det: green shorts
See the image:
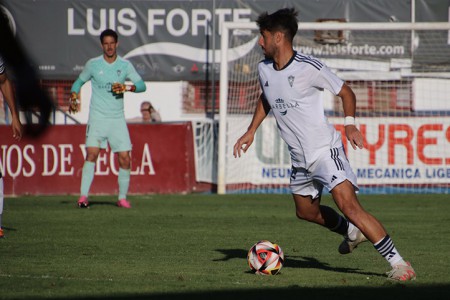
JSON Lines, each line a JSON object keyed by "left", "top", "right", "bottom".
{"left": 85, "top": 118, "right": 132, "bottom": 152}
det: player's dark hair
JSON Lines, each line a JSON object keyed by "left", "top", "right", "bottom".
{"left": 256, "top": 8, "right": 298, "bottom": 42}
{"left": 100, "top": 29, "right": 118, "bottom": 43}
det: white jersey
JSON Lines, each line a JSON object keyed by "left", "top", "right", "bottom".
{"left": 258, "top": 51, "right": 344, "bottom": 169}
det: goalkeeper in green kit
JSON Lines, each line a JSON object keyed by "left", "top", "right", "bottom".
{"left": 70, "top": 29, "right": 146, "bottom": 208}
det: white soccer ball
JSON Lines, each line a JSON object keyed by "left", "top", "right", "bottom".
{"left": 247, "top": 240, "right": 284, "bottom": 275}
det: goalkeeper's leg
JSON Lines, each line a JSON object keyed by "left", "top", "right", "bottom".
{"left": 78, "top": 161, "right": 95, "bottom": 208}
{"left": 116, "top": 151, "right": 131, "bottom": 208}
{"left": 117, "top": 168, "right": 131, "bottom": 208}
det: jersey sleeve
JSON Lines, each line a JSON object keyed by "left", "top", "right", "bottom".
{"left": 78, "top": 59, "right": 94, "bottom": 82}
{"left": 71, "top": 59, "right": 94, "bottom": 93}
{"left": 312, "top": 64, "right": 344, "bottom": 95}
{"left": 126, "top": 61, "right": 143, "bottom": 83}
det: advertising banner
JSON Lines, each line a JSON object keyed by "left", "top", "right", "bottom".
{"left": 0, "top": 123, "right": 202, "bottom": 196}
{"left": 226, "top": 116, "right": 450, "bottom": 187}
{"left": 2, "top": 0, "right": 446, "bottom": 81}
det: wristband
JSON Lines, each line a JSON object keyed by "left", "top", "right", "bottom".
{"left": 125, "top": 85, "right": 135, "bottom": 92}
{"left": 344, "top": 116, "right": 355, "bottom": 126}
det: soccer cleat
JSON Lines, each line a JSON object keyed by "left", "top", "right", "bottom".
{"left": 0, "top": 228, "right": 4, "bottom": 238}
{"left": 77, "top": 196, "right": 89, "bottom": 208}
{"left": 338, "top": 227, "right": 368, "bottom": 254}
{"left": 116, "top": 199, "right": 131, "bottom": 208}
{"left": 386, "top": 262, "right": 416, "bottom": 281}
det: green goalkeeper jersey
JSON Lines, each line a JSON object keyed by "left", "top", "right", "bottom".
{"left": 73, "top": 55, "right": 143, "bottom": 120}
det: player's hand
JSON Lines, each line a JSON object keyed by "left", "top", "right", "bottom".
{"left": 11, "top": 116, "right": 23, "bottom": 141}
{"left": 111, "top": 83, "right": 135, "bottom": 94}
{"left": 111, "top": 82, "right": 126, "bottom": 94}
{"left": 233, "top": 131, "right": 255, "bottom": 158}
{"left": 68, "top": 92, "right": 80, "bottom": 114}
{"left": 345, "top": 125, "right": 364, "bottom": 150}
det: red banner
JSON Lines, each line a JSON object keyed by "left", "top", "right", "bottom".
{"left": 0, "top": 123, "right": 208, "bottom": 196}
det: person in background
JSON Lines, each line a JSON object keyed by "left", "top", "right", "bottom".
{"left": 0, "top": 55, "right": 23, "bottom": 238}
{"left": 127, "top": 101, "right": 161, "bottom": 123}
{"left": 139, "top": 101, "right": 161, "bottom": 123}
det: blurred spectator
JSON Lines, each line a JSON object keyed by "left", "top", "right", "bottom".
{"left": 129, "top": 101, "right": 161, "bottom": 123}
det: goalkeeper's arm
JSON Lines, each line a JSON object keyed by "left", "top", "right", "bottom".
{"left": 68, "top": 78, "right": 85, "bottom": 114}
{"left": 112, "top": 80, "right": 146, "bottom": 94}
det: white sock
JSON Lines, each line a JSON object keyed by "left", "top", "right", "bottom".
{"left": 374, "top": 235, "right": 406, "bottom": 267}
{"left": 347, "top": 222, "right": 358, "bottom": 241}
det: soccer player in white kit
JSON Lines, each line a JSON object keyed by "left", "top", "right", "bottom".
{"left": 0, "top": 55, "right": 23, "bottom": 238}
{"left": 233, "top": 8, "right": 416, "bottom": 281}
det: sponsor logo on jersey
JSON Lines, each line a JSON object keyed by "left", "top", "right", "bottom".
{"left": 270, "top": 98, "right": 299, "bottom": 117}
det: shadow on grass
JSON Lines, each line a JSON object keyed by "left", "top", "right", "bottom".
{"left": 35, "top": 285, "right": 450, "bottom": 300}
{"left": 213, "top": 248, "right": 382, "bottom": 277}
{"left": 1, "top": 226, "right": 17, "bottom": 232}
{"left": 60, "top": 200, "right": 117, "bottom": 208}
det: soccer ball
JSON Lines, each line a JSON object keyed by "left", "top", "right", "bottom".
{"left": 247, "top": 240, "right": 284, "bottom": 275}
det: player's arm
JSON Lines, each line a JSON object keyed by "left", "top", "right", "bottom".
{"left": 233, "top": 93, "right": 271, "bottom": 158}
{"left": 69, "top": 59, "right": 94, "bottom": 114}
{"left": 111, "top": 80, "right": 146, "bottom": 94}
{"left": 112, "top": 62, "right": 146, "bottom": 94}
{"left": 151, "top": 109, "right": 162, "bottom": 122}
{"left": 338, "top": 83, "right": 364, "bottom": 150}
{"left": 0, "top": 72, "right": 23, "bottom": 140}
{"left": 69, "top": 77, "right": 86, "bottom": 114}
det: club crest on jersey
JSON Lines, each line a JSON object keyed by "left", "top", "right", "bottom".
{"left": 288, "top": 75, "right": 295, "bottom": 87}
{"left": 116, "top": 70, "right": 122, "bottom": 77}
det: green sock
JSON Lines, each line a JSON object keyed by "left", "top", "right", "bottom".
{"left": 80, "top": 161, "right": 95, "bottom": 196}
{"left": 118, "top": 168, "right": 130, "bottom": 200}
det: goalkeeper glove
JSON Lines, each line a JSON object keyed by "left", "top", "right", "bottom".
{"left": 112, "top": 82, "right": 135, "bottom": 94}
{"left": 68, "top": 92, "right": 80, "bottom": 114}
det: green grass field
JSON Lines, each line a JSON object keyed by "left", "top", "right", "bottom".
{"left": 1, "top": 194, "right": 449, "bottom": 299}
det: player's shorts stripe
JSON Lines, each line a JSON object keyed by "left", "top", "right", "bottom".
{"left": 331, "top": 148, "right": 344, "bottom": 170}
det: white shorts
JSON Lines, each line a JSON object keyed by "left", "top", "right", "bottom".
{"left": 290, "top": 147, "right": 358, "bottom": 199}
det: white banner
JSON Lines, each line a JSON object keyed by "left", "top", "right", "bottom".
{"left": 226, "top": 116, "right": 450, "bottom": 185}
